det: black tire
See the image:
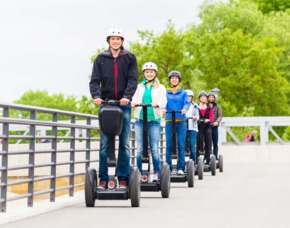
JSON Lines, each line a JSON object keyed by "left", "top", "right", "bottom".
{"left": 85, "top": 167, "right": 97, "bottom": 207}
{"left": 187, "top": 160, "right": 195, "bottom": 188}
{"left": 160, "top": 162, "right": 167, "bottom": 184}
{"left": 218, "top": 154, "right": 224, "bottom": 172}
{"left": 210, "top": 156, "right": 216, "bottom": 176}
{"left": 130, "top": 167, "right": 141, "bottom": 207}
{"left": 197, "top": 157, "right": 203, "bottom": 180}
{"left": 161, "top": 164, "right": 170, "bottom": 198}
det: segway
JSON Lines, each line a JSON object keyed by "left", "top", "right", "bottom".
{"left": 185, "top": 117, "right": 204, "bottom": 180}
{"left": 135, "top": 104, "right": 171, "bottom": 198}
{"left": 196, "top": 119, "right": 216, "bottom": 176}
{"left": 85, "top": 100, "right": 141, "bottom": 207}
{"left": 167, "top": 110, "right": 195, "bottom": 187}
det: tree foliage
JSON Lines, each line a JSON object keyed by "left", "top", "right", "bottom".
{"left": 14, "top": 90, "right": 97, "bottom": 120}
{"left": 243, "top": 0, "right": 290, "bottom": 14}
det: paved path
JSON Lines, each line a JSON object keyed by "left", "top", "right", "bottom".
{"left": 1, "top": 163, "right": 290, "bottom": 228}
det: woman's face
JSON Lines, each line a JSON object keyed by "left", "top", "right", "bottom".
{"left": 199, "top": 96, "right": 207, "bottom": 103}
{"left": 170, "top": 76, "right": 180, "bottom": 86}
{"left": 144, "top": 69, "right": 156, "bottom": 81}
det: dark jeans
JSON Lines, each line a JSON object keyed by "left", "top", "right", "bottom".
{"left": 98, "top": 105, "right": 131, "bottom": 184}
{"left": 165, "top": 121, "right": 187, "bottom": 171}
{"left": 196, "top": 125, "right": 212, "bottom": 163}
{"left": 212, "top": 126, "right": 219, "bottom": 159}
{"left": 188, "top": 130, "right": 197, "bottom": 163}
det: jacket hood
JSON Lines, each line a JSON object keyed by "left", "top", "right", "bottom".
{"left": 102, "top": 46, "right": 128, "bottom": 57}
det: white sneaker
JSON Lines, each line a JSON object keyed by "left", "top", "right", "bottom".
{"left": 177, "top": 170, "right": 184, "bottom": 175}
{"left": 153, "top": 173, "right": 159, "bottom": 181}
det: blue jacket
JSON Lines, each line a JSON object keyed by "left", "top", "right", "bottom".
{"left": 165, "top": 88, "right": 190, "bottom": 121}
{"left": 89, "top": 47, "right": 138, "bottom": 100}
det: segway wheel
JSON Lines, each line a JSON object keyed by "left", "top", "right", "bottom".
{"left": 197, "top": 157, "right": 203, "bottom": 180}
{"left": 218, "top": 154, "right": 224, "bottom": 172}
{"left": 161, "top": 164, "right": 171, "bottom": 198}
{"left": 130, "top": 167, "right": 141, "bottom": 207}
{"left": 187, "top": 159, "right": 195, "bottom": 188}
{"left": 85, "top": 167, "right": 97, "bottom": 207}
{"left": 210, "top": 156, "right": 216, "bottom": 176}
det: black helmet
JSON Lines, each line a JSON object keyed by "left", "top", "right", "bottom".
{"left": 198, "top": 91, "right": 207, "bottom": 98}
{"left": 168, "top": 70, "right": 181, "bottom": 82}
{"left": 207, "top": 92, "right": 216, "bottom": 99}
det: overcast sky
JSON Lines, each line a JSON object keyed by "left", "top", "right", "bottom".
{"left": 0, "top": 0, "right": 206, "bottom": 103}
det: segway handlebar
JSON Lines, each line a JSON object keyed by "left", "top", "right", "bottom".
{"left": 135, "top": 104, "right": 152, "bottom": 107}
{"left": 101, "top": 99, "right": 121, "bottom": 105}
{"left": 166, "top": 110, "right": 182, "bottom": 114}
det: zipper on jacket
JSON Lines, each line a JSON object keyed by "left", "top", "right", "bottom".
{"left": 113, "top": 53, "right": 128, "bottom": 100}
{"left": 114, "top": 58, "right": 118, "bottom": 100}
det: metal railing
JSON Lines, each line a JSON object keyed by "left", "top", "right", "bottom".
{"left": 1, "top": 102, "right": 289, "bottom": 212}
{"left": 0, "top": 102, "right": 166, "bottom": 212}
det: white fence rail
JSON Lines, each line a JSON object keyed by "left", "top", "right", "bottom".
{"left": 220, "top": 117, "right": 290, "bottom": 145}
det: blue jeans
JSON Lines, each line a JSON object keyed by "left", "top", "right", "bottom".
{"left": 212, "top": 126, "right": 219, "bottom": 159}
{"left": 98, "top": 105, "right": 131, "bottom": 184}
{"left": 135, "top": 120, "right": 161, "bottom": 174}
{"left": 165, "top": 121, "right": 186, "bottom": 171}
{"left": 188, "top": 130, "right": 197, "bottom": 163}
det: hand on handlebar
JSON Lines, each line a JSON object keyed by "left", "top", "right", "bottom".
{"left": 93, "top": 98, "right": 103, "bottom": 106}
{"left": 120, "top": 98, "right": 130, "bottom": 106}
{"left": 151, "top": 102, "right": 158, "bottom": 108}
{"left": 181, "top": 109, "right": 187, "bottom": 114}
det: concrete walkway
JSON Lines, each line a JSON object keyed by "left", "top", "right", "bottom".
{"left": 1, "top": 163, "right": 290, "bottom": 228}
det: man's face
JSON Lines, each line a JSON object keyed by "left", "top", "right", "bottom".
{"left": 108, "top": 36, "right": 123, "bottom": 50}
{"left": 208, "top": 96, "right": 215, "bottom": 103}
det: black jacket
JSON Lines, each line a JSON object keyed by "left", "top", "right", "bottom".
{"left": 89, "top": 47, "right": 138, "bottom": 100}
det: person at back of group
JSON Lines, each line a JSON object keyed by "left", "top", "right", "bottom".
{"left": 185, "top": 89, "right": 199, "bottom": 163}
{"left": 164, "top": 71, "right": 190, "bottom": 175}
{"left": 196, "top": 91, "right": 213, "bottom": 164}
{"left": 207, "top": 92, "right": 222, "bottom": 160}
{"left": 131, "top": 62, "right": 167, "bottom": 181}
{"left": 245, "top": 130, "right": 257, "bottom": 142}
{"left": 89, "top": 27, "right": 138, "bottom": 190}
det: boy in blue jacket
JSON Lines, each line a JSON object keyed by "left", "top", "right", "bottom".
{"left": 163, "top": 71, "right": 190, "bottom": 175}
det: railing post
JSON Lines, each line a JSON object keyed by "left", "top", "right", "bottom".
{"left": 69, "top": 115, "right": 76, "bottom": 197}
{"left": 50, "top": 113, "right": 58, "bottom": 202}
{"left": 27, "top": 110, "right": 36, "bottom": 207}
{"left": 85, "top": 118, "right": 91, "bottom": 170}
{"left": 0, "top": 107, "right": 9, "bottom": 212}
{"left": 260, "top": 118, "right": 266, "bottom": 145}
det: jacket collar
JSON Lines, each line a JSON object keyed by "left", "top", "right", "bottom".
{"left": 102, "top": 46, "right": 128, "bottom": 57}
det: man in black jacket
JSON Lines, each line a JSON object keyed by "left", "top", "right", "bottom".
{"left": 89, "top": 27, "right": 138, "bottom": 189}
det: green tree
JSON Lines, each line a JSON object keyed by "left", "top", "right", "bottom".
{"left": 185, "top": 2, "right": 290, "bottom": 116}
{"left": 14, "top": 90, "right": 97, "bottom": 119}
{"left": 243, "top": 0, "right": 290, "bottom": 14}
{"left": 129, "top": 21, "right": 206, "bottom": 95}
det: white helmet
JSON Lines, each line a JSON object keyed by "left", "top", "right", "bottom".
{"left": 106, "top": 27, "right": 124, "bottom": 41}
{"left": 142, "top": 62, "right": 158, "bottom": 73}
{"left": 185, "top": 89, "right": 194, "bottom": 97}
